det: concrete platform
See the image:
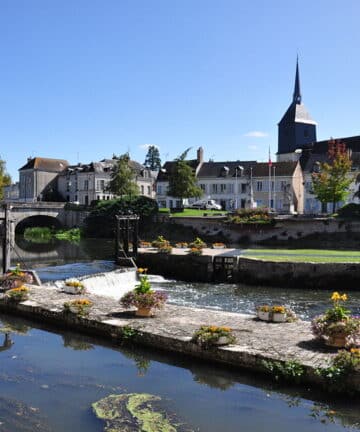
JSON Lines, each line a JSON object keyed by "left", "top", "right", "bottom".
{"left": 0, "top": 284, "right": 359, "bottom": 394}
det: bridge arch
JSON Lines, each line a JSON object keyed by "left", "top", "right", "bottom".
{"left": 15, "top": 215, "right": 63, "bottom": 235}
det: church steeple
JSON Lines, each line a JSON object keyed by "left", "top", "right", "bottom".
{"left": 293, "top": 57, "right": 301, "bottom": 104}
{"left": 277, "top": 58, "right": 317, "bottom": 157}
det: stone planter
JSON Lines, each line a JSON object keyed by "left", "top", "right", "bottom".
{"left": 212, "top": 245, "right": 226, "bottom": 249}
{"left": 63, "top": 285, "right": 84, "bottom": 295}
{"left": 272, "top": 312, "right": 287, "bottom": 323}
{"left": 135, "top": 307, "right": 154, "bottom": 317}
{"left": 212, "top": 336, "right": 231, "bottom": 346}
{"left": 257, "top": 311, "right": 271, "bottom": 321}
{"left": 325, "top": 334, "right": 348, "bottom": 348}
{"left": 7, "top": 294, "right": 29, "bottom": 303}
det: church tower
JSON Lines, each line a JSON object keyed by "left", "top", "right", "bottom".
{"left": 277, "top": 59, "right": 317, "bottom": 159}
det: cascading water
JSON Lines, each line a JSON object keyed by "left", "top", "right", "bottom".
{"left": 78, "top": 268, "right": 138, "bottom": 299}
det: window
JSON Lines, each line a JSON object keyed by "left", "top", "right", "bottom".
{"left": 199, "top": 184, "right": 206, "bottom": 193}
{"left": 241, "top": 183, "right": 247, "bottom": 193}
{"left": 84, "top": 180, "right": 89, "bottom": 190}
{"left": 256, "top": 181, "right": 263, "bottom": 191}
{"left": 280, "top": 181, "right": 287, "bottom": 191}
{"left": 220, "top": 184, "right": 226, "bottom": 193}
{"left": 157, "top": 185, "right": 162, "bottom": 194}
{"left": 228, "top": 183, "right": 234, "bottom": 193}
{"left": 141, "top": 185, "right": 144, "bottom": 194}
{"left": 147, "top": 186, "right": 151, "bottom": 195}
{"left": 212, "top": 184, "right": 218, "bottom": 193}
{"left": 96, "top": 179, "right": 105, "bottom": 191}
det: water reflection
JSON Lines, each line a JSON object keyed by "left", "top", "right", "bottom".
{"left": 0, "top": 313, "right": 358, "bottom": 432}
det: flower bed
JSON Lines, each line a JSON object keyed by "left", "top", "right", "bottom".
{"left": 256, "top": 305, "right": 297, "bottom": 323}
{"left": 63, "top": 279, "right": 85, "bottom": 294}
{"left": 120, "top": 275, "right": 167, "bottom": 317}
{"left": 64, "top": 299, "right": 93, "bottom": 316}
{"left": 5, "top": 286, "right": 30, "bottom": 302}
{"left": 311, "top": 292, "right": 360, "bottom": 348}
{"left": 192, "top": 325, "right": 236, "bottom": 348}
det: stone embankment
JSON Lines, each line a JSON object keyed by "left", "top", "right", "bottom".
{"left": 136, "top": 248, "right": 360, "bottom": 289}
{"left": 0, "top": 283, "right": 358, "bottom": 394}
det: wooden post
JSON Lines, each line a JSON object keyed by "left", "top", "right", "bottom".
{"left": 2, "top": 204, "right": 11, "bottom": 274}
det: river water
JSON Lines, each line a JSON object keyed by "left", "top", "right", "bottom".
{"left": 0, "top": 237, "right": 358, "bottom": 431}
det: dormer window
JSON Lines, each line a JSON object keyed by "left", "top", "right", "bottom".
{"left": 221, "top": 166, "right": 229, "bottom": 177}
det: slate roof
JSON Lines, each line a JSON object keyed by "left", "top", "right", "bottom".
{"left": 60, "top": 158, "right": 147, "bottom": 175}
{"left": 300, "top": 135, "right": 360, "bottom": 172}
{"left": 157, "top": 159, "right": 199, "bottom": 181}
{"left": 251, "top": 161, "right": 298, "bottom": 177}
{"left": 197, "top": 161, "right": 256, "bottom": 178}
{"left": 19, "top": 157, "right": 69, "bottom": 172}
{"left": 279, "top": 102, "right": 317, "bottom": 126}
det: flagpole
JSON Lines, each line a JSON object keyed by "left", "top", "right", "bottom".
{"left": 273, "top": 165, "right": 276, "bottom": 211}
{"left": 268, "top": 147, "right": 272, "bottom": 210}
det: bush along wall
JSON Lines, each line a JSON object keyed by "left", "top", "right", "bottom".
{"left": 83, "top": 196, "right": 158, "bottom": 237}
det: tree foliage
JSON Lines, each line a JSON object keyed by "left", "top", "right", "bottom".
{"left": 144, "top": 146, "right": 161, "bottom": 171}
{"left": 84, "top": 196, "right": 158, "bottom": 237}
{"left": 167, "top": 149, "right": 203, "bottom": 204}
{"left": 0, "top": 159, "right": 11, "bottom": 200}
{"left": 312, "top": 143, "right": 353, "bottom": 213}
{"left": 107, "top": 153, "right": 139, "bottom": 197}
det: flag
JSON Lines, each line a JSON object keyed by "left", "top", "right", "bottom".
{"left": 268, "top": 147, "right": 272, "bottom": 167}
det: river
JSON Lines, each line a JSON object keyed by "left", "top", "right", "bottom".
{"left": 0, "top": 237, "right": 358, "bottom": 431}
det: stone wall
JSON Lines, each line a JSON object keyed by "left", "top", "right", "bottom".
{"left": 136, "top": 251, "right": 360, "bottom": 289}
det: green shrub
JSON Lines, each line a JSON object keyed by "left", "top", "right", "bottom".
{"left": 337, "top": 203, "right": 360, "bottom": 218}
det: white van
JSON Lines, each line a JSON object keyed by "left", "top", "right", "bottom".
{"left": 189, "top": 199, "right": 222, "bottom": 210}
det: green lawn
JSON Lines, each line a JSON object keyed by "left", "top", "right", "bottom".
{"left": 158, "top": 208, "right": 227, "bottom": 217}
{"left": 242, "top": 248, "right": 360, "bottom": 263}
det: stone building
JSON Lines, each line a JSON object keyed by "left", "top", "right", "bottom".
{"left": 18, "top": 157, "right": 69, "bottom": 202}
{"left": 57, "top": 158, "right": 155, "bottom": 205}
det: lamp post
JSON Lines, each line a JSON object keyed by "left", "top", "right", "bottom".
{"left": 235, "top": 166, "right": 244, "bottom": 210}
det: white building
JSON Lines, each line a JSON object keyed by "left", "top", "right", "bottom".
{"left": 57, "top": 158, "right": 155, "bottom": 205}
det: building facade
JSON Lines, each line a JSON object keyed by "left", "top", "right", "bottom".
{"left": 57, "top": 158, "right": 155, "bottom": 205}
{"left": 18, "top": 157, "right": 69, "bottom": 202}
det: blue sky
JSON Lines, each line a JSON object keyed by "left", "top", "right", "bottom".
{"left": 1, "top": 0, "right": 360, "bottom": 180}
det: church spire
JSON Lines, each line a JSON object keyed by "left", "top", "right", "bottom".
{"left": 293, "top": 57, "right": 301, "bottom": 104}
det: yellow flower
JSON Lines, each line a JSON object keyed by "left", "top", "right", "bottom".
{"left": 221, "top": 327, "right": 231, "bottom": 332}
{"left": 341, "top": 294, "right": 347, "bottom": 301}
{"left": 331, "top": 292, "right": 341, "bottom": 301}
{"left": 350, "top": 348, "right": 360, "bottom": 356}
{"left": 137, "top": 268, "right": 145, "bottom": 273}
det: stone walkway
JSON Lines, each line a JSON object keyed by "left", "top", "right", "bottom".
{"left": 1, "top": 284, "right": 335, "bottom": 372}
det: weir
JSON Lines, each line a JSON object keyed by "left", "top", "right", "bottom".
{"left": 56, "top": 267, "right": 139, "bottom": 299}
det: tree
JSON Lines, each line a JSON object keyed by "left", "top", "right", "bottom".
{"left": 167, "top": 148, "right": 203, "bottom": 206}
{"left": 144, "top": 146, "right": 161, "bottom": 171}
{"left": 107, "top": 153, "right": 139, "bottom": 198}
{"left": 312, "top": 141, "right": 353, "bottom": 213}
{"left": 0, "top": 159, "right": 11, "bottom": 200}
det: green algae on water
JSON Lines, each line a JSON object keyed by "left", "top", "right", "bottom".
{"left": 92, "top": 393, "right": 193, "bottom": 432}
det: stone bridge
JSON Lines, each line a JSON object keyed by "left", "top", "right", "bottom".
{"left": 0, "top": 202, "right": 89, "bottom": 231}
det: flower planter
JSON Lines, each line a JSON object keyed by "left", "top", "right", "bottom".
{"left": 212, "top": 336, "right": 230, "bottom": 346}
{"left": 212, "top": 245, "right": 226, "bottom": 249}
{"left": 135, "top": 307, "right": 154, "bottom": 317}
{"left": 68, "top": 305, "right": 91, "bottom": 316}
{"left": 325, "top": 334, "right": 348, "bottom": 348}
{"left": 272, "top": 312, "right": 287, "bottom": 323}
{"left": 7, "top": 294, "right": 29, "bottom": 303}
{"left": 257, "top": 311, "right": 271, "bottom": 321}
{"left": 63, "top": 285, "right": 84, "bottom": 295}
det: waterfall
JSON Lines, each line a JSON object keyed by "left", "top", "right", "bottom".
{"left": 79, "top": 268, "right": 138, "bottom": 300}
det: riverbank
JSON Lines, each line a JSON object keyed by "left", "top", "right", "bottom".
{"left": 0, "top": 282, "right": 358, "bottom": 395}
{"left": 136, "top": 248, "right": 360, "bottom": 289}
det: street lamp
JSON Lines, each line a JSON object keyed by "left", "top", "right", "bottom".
{"left": 235, "top": 165, "right": 244, "bottom": 209}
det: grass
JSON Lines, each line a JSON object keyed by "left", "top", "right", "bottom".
{"left": 243, "top": 248, "right": 360, "bottom": 263}
{"left": 159, "top": 208, "right": 227, "bottom": 217}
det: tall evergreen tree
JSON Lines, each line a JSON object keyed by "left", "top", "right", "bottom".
{"left": 167, "top": 148, "right": 203, "bottom": 206}
{"left": 312, "top": 141, "right": 353, "bottom": 213}
{"left": 107, "top": 153, "right": 139, "bottom": 197}
{"left": 0, "top": 159, "right": 11, "bottom": 200}
{"left": 144, "top": 146, "right": 161, "bottom": 171}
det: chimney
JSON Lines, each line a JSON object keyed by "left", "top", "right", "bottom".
{"left": 197, "top": 147, "right": 204, "bottom": 163}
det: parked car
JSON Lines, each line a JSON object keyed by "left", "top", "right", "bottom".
{"left": 189, "top": 200, "right": 222, "bottom": 210}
